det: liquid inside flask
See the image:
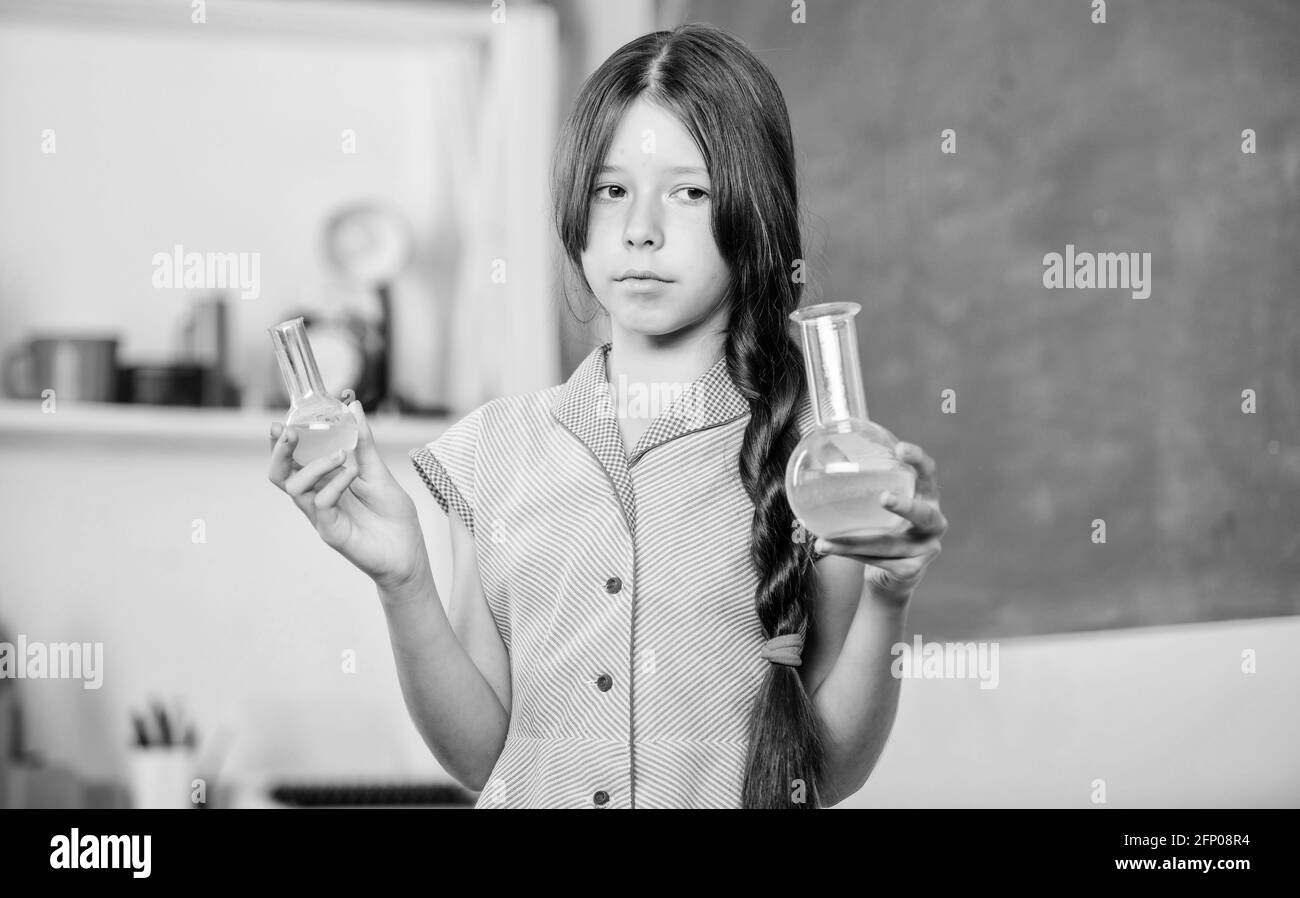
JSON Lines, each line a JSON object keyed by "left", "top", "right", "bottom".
{"left": 785, "top": 302, "right": 916, "bottom": 540}
{"left": 268, "top": 316, "right": 359, "bottom": 466}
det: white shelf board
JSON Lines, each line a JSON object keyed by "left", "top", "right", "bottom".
{"left": 0, "top": 399, "right": 452, "bottom": 450}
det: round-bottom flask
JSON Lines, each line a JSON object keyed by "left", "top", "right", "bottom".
{"left": 269, "top": 317, "right": 359, "bottom": 467}
{"left": 285, "top": 397, "right": 359, "bottom": 468}
{"left": 785, "top": 302, "right": 915, "bottom": 540}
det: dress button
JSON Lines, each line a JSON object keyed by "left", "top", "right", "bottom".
{"left": 604, "top": 576, "right": 622, "bottom": 594}
{"left": 593, "top": 790, "right": 609, "bottom": 806}
{"left": 596, "top": 674, "right": 613, "bottom": 692}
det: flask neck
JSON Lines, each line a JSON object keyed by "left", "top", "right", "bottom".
{"left": 269, "top": 318, "right": 328, "bottom": 404}
{"left": 798, "top": 311, "right": 869, "bottom": 426}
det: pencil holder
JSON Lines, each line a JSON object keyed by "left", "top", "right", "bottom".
{"left": 126, "top": 746, "right": 198, "bottom": 809}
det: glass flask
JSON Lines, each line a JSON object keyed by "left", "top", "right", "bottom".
{"left": 786, "top": 302, "right": 916, "bottom": 540}
{"left": 268, "top": 316, "right": 359, "bottom": 466}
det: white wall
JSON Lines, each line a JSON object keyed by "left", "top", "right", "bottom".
{"left": 846, "top": 616, "right": 1299, "bottom": 808}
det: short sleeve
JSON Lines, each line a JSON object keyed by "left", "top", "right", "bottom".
{"left": 409, "top": 407, "right": 484, "bottom": 537}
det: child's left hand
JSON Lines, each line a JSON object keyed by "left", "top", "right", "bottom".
{"left": 812, "top": 441, "right": 947, "bottom": 603}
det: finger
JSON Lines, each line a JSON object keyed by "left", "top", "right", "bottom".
{"left": 866, "top": 555, "right": 929, "bottom": 580}
{"left": 815, "top": 534, "right": 915, "bottom": 559}
{"left": 863, "top": 559, "right": 927, "bottom": 597}
{"left": 268, "top": 425, "right": 303, "bottom": 486}
{"left": 349, "top": 400, "right": 382, "bottom": 469}
{"left": 881, "top": 492, "right": 945, "bottom": 533}
{"left": 269, "top": 421, "right": 283, "bottom": 453}
{"left": 315, "top": 452, "right": 359, "bottom": 509}
{"left": 822, "top": 538, "right": 940, "bottom": 571}
{"left": 289, "top": 461, "right": 351, "bottom": 515}
{"left": 284, "top": 447, "right": 348, "bottom": 497}
{"left": 895, "top": 442, "right": 939, "bottom": 497}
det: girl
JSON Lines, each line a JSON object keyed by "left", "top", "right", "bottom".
{"left": 268, "top": 22, "right": 946, "bottom": 809}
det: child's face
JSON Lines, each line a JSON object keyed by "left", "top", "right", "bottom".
{"left": 581, "top": 96, "right": 730, "bottom": 340}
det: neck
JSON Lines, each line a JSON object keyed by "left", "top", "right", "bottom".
{"left": 604, "top": 306, "right": 729, "bottom": 391}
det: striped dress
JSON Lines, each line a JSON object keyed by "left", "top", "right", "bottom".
{"left": 410, "top": 342, "right": 821, "bottom": 808}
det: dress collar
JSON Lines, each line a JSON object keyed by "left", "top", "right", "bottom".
{"left": 550, "top": 341, "right": 751, "bottom": 534}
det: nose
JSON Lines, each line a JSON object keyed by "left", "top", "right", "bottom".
{"left": 622, "top": 192, "right": 662, "bottom": 249}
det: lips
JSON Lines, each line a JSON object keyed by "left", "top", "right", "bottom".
{"left": 618, "top": 269, "right": 669, "bottom": 281}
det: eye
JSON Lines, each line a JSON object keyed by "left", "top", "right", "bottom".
{"left": 593, "top": 184, "right": 625, "bottom": 200}
{"left": 676, "top": 186, "right": 709, "bottom": 202}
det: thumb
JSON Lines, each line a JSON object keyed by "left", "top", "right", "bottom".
{"left": 348, "top": 400, "right": 382, "bottom": 467}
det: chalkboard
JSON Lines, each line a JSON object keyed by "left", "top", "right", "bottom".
{"left": 679, "top": 0, "right": 1300, "bottom": 637}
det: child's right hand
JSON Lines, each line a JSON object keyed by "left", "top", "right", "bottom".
{"left": 267, "top": 401, "right": 428, "bottom": 592}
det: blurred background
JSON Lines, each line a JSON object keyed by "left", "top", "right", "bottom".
{"left": 0, "top": 0, "right": 1296, "bottom": 809}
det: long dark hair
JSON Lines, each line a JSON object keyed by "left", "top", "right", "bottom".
{"left": 551, "top": 22, "right": 825, "bottom": 808}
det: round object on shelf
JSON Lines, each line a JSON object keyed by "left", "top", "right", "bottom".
{"left": 322, "top": 201, "right": 413, "bottom": 286}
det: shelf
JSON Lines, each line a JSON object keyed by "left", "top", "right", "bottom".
{"left": 0, "top": 398, "right": 453, "bottom": 450}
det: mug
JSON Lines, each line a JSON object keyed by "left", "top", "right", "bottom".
{"left": 3, "top": 335, "right": 119, "bottom": 402}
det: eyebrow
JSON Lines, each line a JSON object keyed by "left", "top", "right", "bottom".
{"left": 597, "top": 164, "right": 709, "bottom": 176}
